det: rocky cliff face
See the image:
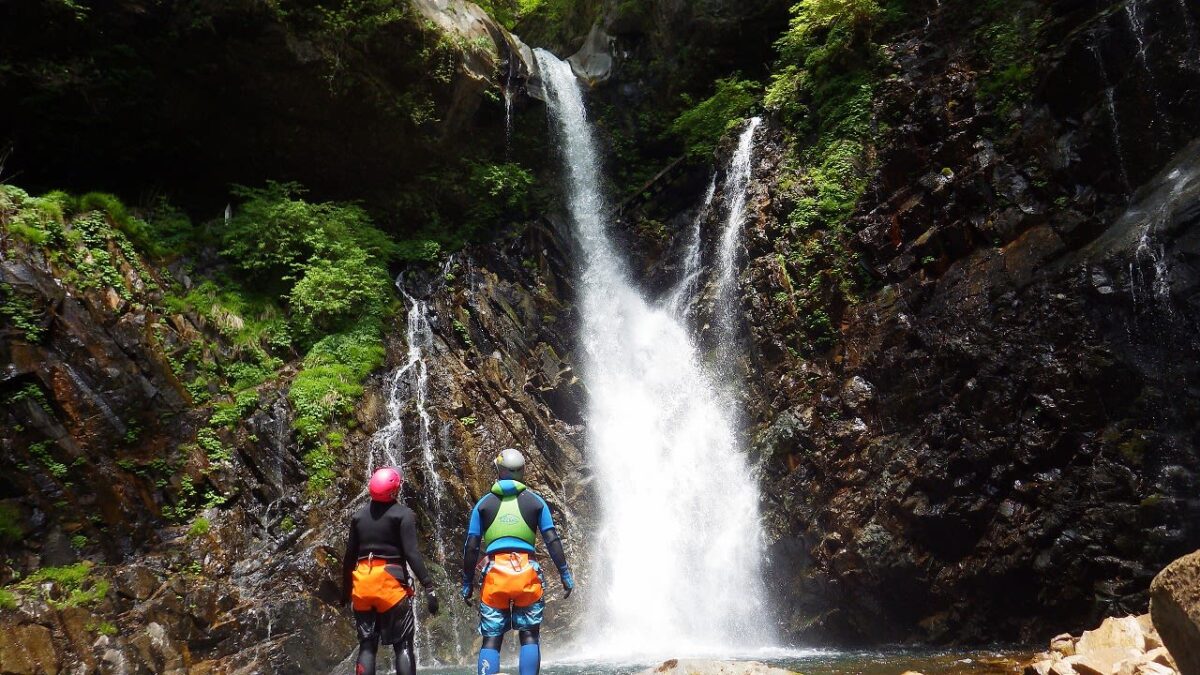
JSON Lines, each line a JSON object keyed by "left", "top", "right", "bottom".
{"left": 4, "top": 0, "right": 1200, "bottom": 670}
{"left": 719, "top": 0, "right": 1200, "bottom": 646}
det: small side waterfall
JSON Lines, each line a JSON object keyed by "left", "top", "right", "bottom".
{"left": 368, "top": 288, "right": 464, "bottom": 664}
{"left": 666, "top": 175, "right": 716, "bottom": 317}
{"left": 1089, "top": 43, "right": 1132, "bottom": 190}
{"left": 715, "top": 117, "right": 762, "bottom": 359}
{"left": 535, "top": 49, "right": 772, "bottom": 657}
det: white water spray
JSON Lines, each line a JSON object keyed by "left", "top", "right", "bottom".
{"left": 715, "top": 117, "right": 762, "bottom": 356}
{"left": 535, "top": 49, "right": 772, "bottom": 657}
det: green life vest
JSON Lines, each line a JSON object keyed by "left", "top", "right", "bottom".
{"left": 482, "top": 481, "right": 537, "bottom": 548}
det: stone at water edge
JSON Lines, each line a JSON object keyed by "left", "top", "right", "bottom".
{"left": 1078, "top": 616, "right": 1147, "bottom": 655}
{"left": 1151, "top": 549, "right": 1200, "bottom": 675}
{"left": 637, "top": 659, "right": 798, "bottom": 674}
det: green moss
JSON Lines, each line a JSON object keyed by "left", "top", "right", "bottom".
{"left": 29, "top": 441, "right": 68, "bottom": 479}
{"left": 188, "top": 516, "right": 210, "bottom": 537}
{"left": 18, "top": 562, "right": 109, "bottom": 609}
{"left": 670, "top": 77, "right": 762, "bottom": 159}
{"left": 0, "top": 589, "right": 16, "bottom": 610}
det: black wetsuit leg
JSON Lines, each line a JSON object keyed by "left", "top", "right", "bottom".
{"left": 393, "top": 637, "right": 416, "bottom": 675}
{"left": 356, "top": 636, "right": 379, "bottom": 675}
{"left": 482, "top": 635, "right": 504, "bottom": 651}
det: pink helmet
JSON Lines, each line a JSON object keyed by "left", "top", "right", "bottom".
{"left": 368, "top": 467, "right": 402, "bottom": 502}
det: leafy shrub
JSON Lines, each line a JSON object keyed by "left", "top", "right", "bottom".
{"left": 289, "top": 250, "right": 392, "bottom": 333}
{"left": 464, "top": 161, "right": 536, "bottom": 234}
{"left": 670, "top": 78, "right": 762, "bottom": 159}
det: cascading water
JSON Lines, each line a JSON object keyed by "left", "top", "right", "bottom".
{"left": 368, "top": 287, "right": 464, "bottom": 664}
{"left": 534, "top": 49, "right": 773, "bottom": 657}
{"left": 715, "top": 117, "right": 762, "bottom": 360}
{"left": 665, "top": 176, "right": 716, "bottom": 317}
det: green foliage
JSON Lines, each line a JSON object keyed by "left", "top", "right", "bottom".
{"left": 18, "top": 562, "right": 109, "bottom": 608}
{"left": 289, "top": 250, "right": 392, "bottom": 333}
{"left": 0, "top": 589, "right": 16, "bottom": 610}
{"left": 188, "top": 516, "right": 211, "bottom": 537}
{"left": 280, "top": 515, "right": 297, "bottom": 534}
{"left": 0, "top": 503, "right": 23, "bottom": 545}
{"left": 70, "top": 534, "right": 87, "bottom": 549}
{"left": 976, "top": 2, "right": 1044, "bottom": 116}
{"left": 90, "top": 620, "right": 118, "bottom": 636}
{"left": 221, "top": 181, "right": 396, "bottom": 339}
{"left": 0, "top": 282, "right": 44, "bottom": 342}
{"left": 670, "top": 78, "right": 762, "bottom": 159}
{"left": 29, "top": 441, "right": 68, "bottom": 479}
{"left": 467, "top": 161, "right": 535, "bottom": 223}
{"left": 395, "top": 239, "right": 441, "bottom": 263}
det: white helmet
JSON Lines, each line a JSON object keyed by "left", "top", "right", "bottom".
{"left": 494, "top": 448, "right": 525, "bottom": 480}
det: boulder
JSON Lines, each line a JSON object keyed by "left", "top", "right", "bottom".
{"left": 1151, "top": 550, "right": 1200, "bottom": 675}
{"left": 0, "top": 623, "right": 59, "bottom": 675}
{"left": 1052, "top": 633, "right": 1078, "bottom": 657}
{"left": 638, "top": 660, "right": 797, "bottom": 675}
{"left": 1078, "top": 616, "right": 1148, "bottom": 655}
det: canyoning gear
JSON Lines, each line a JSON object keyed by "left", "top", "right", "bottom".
{"left": 369, "top": 467, "right": 403, "bottom": 502}
{"left": 464, "top": 476, "right": 568, "bottom": 675}
{"left": 351, "top": 559, "right": 412, "bottom": 612}
{"left": 343, "top": 499, "right": 434, "bottom": 675}
{"left": 477, "top": 628, "right": 540, "bottom": 675}
{"left": 560, "top": 569, "right": 575, "bottom": 598}
{"left": 478, "top": 594, "right": 545, "bottom": 637}
{"left": 342, "top": 501, "right": 433, "bottom": 604}
{"left": 464, "top": 480, "right": 561, "bottom": 557}
{"left": 494, "top": 448, "right": 526, "bottom": 481}
{"left": 481, "top": 552, "right": 544, "bottom": 609}
{"left": 355, "top": 595, "right": 416, "bottom": 646}
{"left": 355, "top": 631, "right": 416, "bottom": 675}
{"left": 460, "top": 581, "right": 474, "bottom": 605}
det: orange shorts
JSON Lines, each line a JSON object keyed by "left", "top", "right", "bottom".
{"left": 480, "top": 552, "right": 544, "bottom": 609}
{"left": 351, "top": 559, "right": 411, "bottom": 613}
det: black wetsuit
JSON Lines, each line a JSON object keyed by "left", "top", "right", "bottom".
{"left": 342, "top": 500, "right": 433, "bottom": 675}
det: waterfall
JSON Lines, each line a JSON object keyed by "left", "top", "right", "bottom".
{"left": 534, "top": 49, "right": 772, "bottom": 657}
{"left": 368, "top": 289, "right": 464, "bottom": 664}
{"left": 1089, "top": 44, "right": 1132, "bottom": 191}
{"left": 665, "top": 175, "right": 717, "bottom": 317}
{"left": 715, "top": 117, "right": 762, "bottom": 360}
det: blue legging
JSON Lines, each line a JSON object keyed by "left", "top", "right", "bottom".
{"left": 477, "top": 627, "right": 539, "bottom": 675}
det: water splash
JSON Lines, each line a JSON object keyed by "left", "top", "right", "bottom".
{"left": 715, "top": 117, "right": 762, "bottom": 360}
{"left": 535, "top": 48, "right": 772, "bottom": 657}
{"left": 665, "top": 175, "right": 716, "bottom": 317}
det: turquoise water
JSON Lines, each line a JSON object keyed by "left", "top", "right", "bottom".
{"left": 411, "top": 648, "right": 1024, "bottom": 674}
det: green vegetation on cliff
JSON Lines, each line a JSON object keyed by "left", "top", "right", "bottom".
{"left": 0, "top": 180, "right": 401, "bottom": 499}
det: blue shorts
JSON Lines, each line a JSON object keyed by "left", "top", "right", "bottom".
{"left": 479, "top": 598, "right": 545, "bottom": 637}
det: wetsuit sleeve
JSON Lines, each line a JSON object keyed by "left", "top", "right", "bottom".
{"left": 462, "top": 502, "right": 482, "bottom": 586}
{"left": 536, "top": 496, "right": 569, "bottom": 573}
{"left": 399, "top": 510, "right": 433, "bottom": 589}
{"left": 341, "top": 516, "right": 359, "bottom": 604}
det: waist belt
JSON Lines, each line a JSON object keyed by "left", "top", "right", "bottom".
{"left": 357, "top": 553, "right": 401, "bottom": 566}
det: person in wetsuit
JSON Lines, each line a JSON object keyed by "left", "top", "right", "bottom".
{"left": 342, "top": 467, "right": 439, "bottom": 675}
{"left": 460, "top": 448, "right": 575, "bottom": 675}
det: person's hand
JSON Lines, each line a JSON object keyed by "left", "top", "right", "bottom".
{"left": 560, "top": 570, "right": 575, "bottom": 599}
{"left": 426, "top": 590, "right": 440, "bottom": 616}
{"left": 460, "top": 582, "right": 473, "bottom": 605}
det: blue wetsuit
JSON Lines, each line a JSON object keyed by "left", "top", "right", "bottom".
{"left": 461, "top": 480, "right": 573, "bottom": 675}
